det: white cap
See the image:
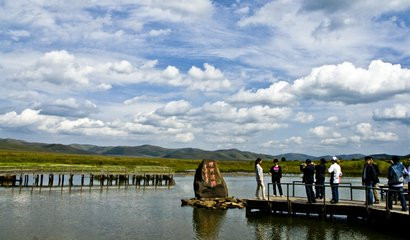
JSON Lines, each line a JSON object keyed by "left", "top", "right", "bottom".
{"left": 331, "top": 156, "right": 338, "bottom": 161}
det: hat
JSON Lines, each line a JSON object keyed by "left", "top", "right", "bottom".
{"left": 305, "top": 159, "right": 312, "bottom": 164}
{"left": 331, "top": 156, "right": 338, "bottom": 162}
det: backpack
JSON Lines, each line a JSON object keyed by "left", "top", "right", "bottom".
{"left": 389, "top": 164, "right": 404, "bottom": 185}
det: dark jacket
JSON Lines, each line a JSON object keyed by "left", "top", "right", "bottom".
{"left": 362, "top": 164, "right": 377, "bottom": 185}
{"left": 302, "top": 164, "right": 315, "bottom": 184}
{"left": 269, "top": 165, "right": 282, "bottom": 181}
{"left": 315, "top": 164, "right": 326, "bottom": 181}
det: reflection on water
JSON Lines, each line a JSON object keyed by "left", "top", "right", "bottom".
{"left": 245, "top": 214, "right": 394, "bottom": 240}
{"left": 192, "top": 208, "right": 226, "bottom": 240}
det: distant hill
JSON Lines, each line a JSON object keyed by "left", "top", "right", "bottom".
{"left": 0, "top": 138, "right": 91, "bottom": 155}
{"left": 0, "top": 138, "right": 407, "bottom": 161}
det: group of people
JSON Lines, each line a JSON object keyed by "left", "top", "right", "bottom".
{"left": 300, "top": 156, "right": 342, "bottom": 204}
{"left": 254, "top": 156, "right": 342, "bottom": 203}
{"left": 255, "top": 156, "right": 410, "bottom": 211}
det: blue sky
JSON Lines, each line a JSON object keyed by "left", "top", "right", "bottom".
{"left": 1, "top": 0, "right": 410, "bottom": 156}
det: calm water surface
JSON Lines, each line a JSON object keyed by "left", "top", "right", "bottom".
{"left": 0, "top": 175, "right": 404, "bottom": 240}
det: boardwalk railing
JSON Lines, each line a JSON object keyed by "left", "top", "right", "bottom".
{"left": 267, "top": 182, "right": 409, "bottom": 214}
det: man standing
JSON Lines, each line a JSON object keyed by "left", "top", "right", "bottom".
{"left": 362, "top": 156, "right": 377, "bottom": 205}
{"left": 387, "top": 156, "right": 408, "bottom": 211}
{"left": 301, "top": 159, "right": 316, "bottom": 204}
{"left": 315, "top": 158, "right": 326, "bottom": 199}
{"left": 328, "top": 156, "right": 342, "bottom": 204}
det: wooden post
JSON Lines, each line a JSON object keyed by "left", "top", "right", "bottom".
{"left": 49, "top": 174, "right": 54, "bottom": 187}
{"left": 61, "top": 174, "right": 65, "bottom": 188}
{"left": 117, "top": 174, "right": 120, "bottom": 189}
{"left": 90, "top": 174, "right": 94, "bottom": 187}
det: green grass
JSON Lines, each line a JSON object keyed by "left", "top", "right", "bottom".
{"left": 0, "top": 150, "right": 396, "bottom": 176}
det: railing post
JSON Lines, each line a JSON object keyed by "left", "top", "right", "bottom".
{"left": 292, "top": 181, "right": 295, "bottom": 197}
{"left": 350, "top": 183, "right": 353, "bottom": 201}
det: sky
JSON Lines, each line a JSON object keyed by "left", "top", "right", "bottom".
{"left": 0, "top": 0, "right": 410, "bottom": 156}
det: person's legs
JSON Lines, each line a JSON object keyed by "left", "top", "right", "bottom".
{"left": 315, "top": 179, "right": 324, "bottom": 198}
{"left": 397, "top": 187, "right": 407, "bottom": 210}
{"left": 256, "top": 181, "right": 261, "bottom": 198}
{"left": 334, "top": 184, "right": 339, "bottom": 202}
{"left": 372, "top": 183, "right": 379, "bottom": 203}
{"left": 277, "top": 180, "right": 283, "bottom": 196}
{"left": 306, "top": 184, "right": 315, "bottom": 203}
{"left": 388, "top": 186, "right": 393, "bottom": 209}
{"left": 272, "top": 181, "right": 277, "bottom": 196}
{"left": 366, "top": 182, "right": 374, "bottom": 205}
{"left": 305, "top": 185, "right": 311, "bottom": 203}
{"left": 261, "top": 182, "right": 266, "bottom": 200}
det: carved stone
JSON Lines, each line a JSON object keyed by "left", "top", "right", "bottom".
{"left": 193, "top": 159, "right": 228, "bottom": 198}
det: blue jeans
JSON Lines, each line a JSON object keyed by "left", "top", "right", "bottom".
{"left": 305, "top": 183, "right": 315, "bottom": 203}
{"left": 388, "top": 186, "right": 407, "bottom": 210}
{"left": 365, "top": 182, "right": 374, "bottom": 204}
{"left": 331, "top": 183, "right": 339, "bottom": 202}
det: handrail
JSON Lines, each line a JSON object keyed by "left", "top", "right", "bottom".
{"left": 267, "top": 181, "right": 409, "bottom": 213}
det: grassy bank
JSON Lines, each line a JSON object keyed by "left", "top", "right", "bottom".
{"left": 0, "top": 150, "right": 396, "bottom": 176}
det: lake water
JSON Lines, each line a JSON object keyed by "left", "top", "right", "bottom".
{"left": 0, "top": 175, "right": 405, "bottom": 240}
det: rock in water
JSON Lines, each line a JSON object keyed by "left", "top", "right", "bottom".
{"left": 194, "top": 159, "right": 228, "bottom": 198}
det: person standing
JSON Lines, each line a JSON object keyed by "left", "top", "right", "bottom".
{"left": 362, "top": 156, "right": 377, "bottom": 205}
{"left": 315, "top": 158, "right": 326, "bottom": 199}
{"left": 269, "top": 159, "right": 283, "bottom": 197}
{"left": 328, "top": 156, "right": 342, "bottom": 204}
{"left": 255, "top": 158, "right": 266, "bottom": 200}
{"left": 301, "top": 159, "right": 316, "bottom": 204}
{"left": 387, "top": 156, "right": 408, "bottom": 211}
{"left": 370, "top": 158, "right": 380, "bottom": 204}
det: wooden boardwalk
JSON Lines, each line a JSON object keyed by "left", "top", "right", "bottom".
{"left": 247, "top": 182, "right": 409, "bottom": 227}
{"left": 0, "top": 167, "right": 175, "bottom": 190}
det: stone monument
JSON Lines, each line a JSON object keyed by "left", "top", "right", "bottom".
{"left": 193, "top": 159, "right": 228, "bottom": 198}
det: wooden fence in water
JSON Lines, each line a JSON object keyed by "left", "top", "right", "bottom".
{"left": 0, "top": 166, "right": 175, "bottom": 191}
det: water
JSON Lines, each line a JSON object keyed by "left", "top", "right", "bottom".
{"left": 0, "top": 176, "right": 404, "bottom": 240}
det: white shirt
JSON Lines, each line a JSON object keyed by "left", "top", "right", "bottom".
{"left": 256, "top": 164, "right": 264, "bottom": 181}
{"left": 328, "top": 163, "right": 342, "bottom": 184}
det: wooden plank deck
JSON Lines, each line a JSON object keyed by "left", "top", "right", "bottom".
{"left": 246, "top": 195, "right": 409, "bottom": 226}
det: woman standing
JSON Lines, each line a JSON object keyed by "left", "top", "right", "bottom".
{"left": 255, "top": 158, "right": 266, "bottom": 200}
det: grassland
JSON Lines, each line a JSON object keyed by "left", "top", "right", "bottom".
{"left": 0, "top": 149, "right": 399, "bottom": 177}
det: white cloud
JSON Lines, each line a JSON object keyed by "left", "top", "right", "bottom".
{"left": 147, "top": 28, "right": 171, "bottom": 37}
{"left": 175, "top": 132, "right": 195, "bottom": 143}
{"left": 107, "top": 60, "right": 134, "bottom": 74}
{"left": 373, "top": 104, "right": 410, "bottom": 125}
{"left": 356, "top": 123, "right": 399, "bottom": 142}
{"left": 186, "top": 63, "right": 231, "bottom": 91}
{"left": 8, "top": 30, "right": 31, "bottom": 41}
{"left": 309, "top": 126, "right": 341, "bottom": 138}
{"left": 295, "top": 112, "right": 314, "bottom": 123}
{"left": 327, "top": 116, "right": 339, "bottom": 122}
{"left": 17, "top": 50, "right": 94, "bottom": 87}
{"left": 293, "top": 60, "right": 410, "bottom": 104}
{"left": 230, "top": 81, "right": 297, "bottom": 106}
{"left": 155, "top": 100, "right": 192, "bottom": 116}
{"left": 262, "top": 136, "right": 303, "bottom": 149}
{"left": 233, "top": 60, "right": 410, "bottom": 106}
